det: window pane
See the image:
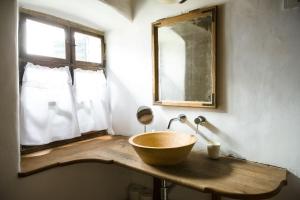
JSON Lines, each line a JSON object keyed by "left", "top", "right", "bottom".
{"left": 74, "top": 32, "right": 102, "bottom": 64}
{"left": 25, "top": 19, "right": 66, "bottom": 59}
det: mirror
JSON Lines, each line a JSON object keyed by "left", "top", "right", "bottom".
{"left": 152, "top": 7, "right": 216, "bottom": 108}
{"left": 136, "top": 106, "right": 153, "bottom": 132}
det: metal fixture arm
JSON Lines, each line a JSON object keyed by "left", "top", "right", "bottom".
{"left": 167, "top": 114, "right": 187, "bottom": 129}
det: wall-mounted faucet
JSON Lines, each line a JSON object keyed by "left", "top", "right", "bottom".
{"left": 194, "top": 116, "right": 206, "bottom": 125}
{"left": 192, "top": 115, "right": 213, "bottom": 144}
{"left": 167, "top": 115, "right": 209, "bottom": 142}
{"left": 167, "top": 114, "right": 187, "bottom": 129}
{"left": 167, "top": 114, "right": 220, "bottom": 161}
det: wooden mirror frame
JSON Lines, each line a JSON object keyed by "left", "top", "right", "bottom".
{"left": 152, "top": 6, "right": 217, "bottom": 108}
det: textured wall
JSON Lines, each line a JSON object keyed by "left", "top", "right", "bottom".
{"left": 107, "top": 0, "right": 300, "bottom": 199}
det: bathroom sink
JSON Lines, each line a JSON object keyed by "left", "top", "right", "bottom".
{"left": 128, "top": 131, "right": 197, "bottom": 166}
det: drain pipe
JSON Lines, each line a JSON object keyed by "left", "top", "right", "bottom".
{"left": 161, "top": 180, "right": 168, "bottom": 200}
{"left": 153, "top": 178, "right": 175, "bottom": 200}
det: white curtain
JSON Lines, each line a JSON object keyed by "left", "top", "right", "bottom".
{"left": 73, "top": 68, "right": 109, "bottom": 133}
{"left": 20, "top": 63, "right": 80, "bottom": 145}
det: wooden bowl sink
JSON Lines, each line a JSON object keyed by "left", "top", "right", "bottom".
{"left": 128, "top": 131, "right": 197, "bottom": 166}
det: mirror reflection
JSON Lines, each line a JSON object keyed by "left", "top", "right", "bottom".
{"left": 153, "top": 7, "right": 216, "bottom": 108}
{"left": 136, "top": 106, "right": 153, "bottom": 132}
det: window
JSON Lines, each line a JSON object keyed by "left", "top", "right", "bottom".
{"left": 19, "top": 9, "right": 105, "bottom": 69}
{"left": 74, "top": 32, "right": 102, "bottom": 64}
{"left": 25, "top": 19, "right": 66, "bottom": 59}
{"left": 19, "top": 9, "right": 107, "bottom": 153}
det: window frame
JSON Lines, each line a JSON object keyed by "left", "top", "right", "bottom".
{"left": 19, "top": 8, "right": 105, "bottom": 71}
{"left": 19, "top": 8, "right": 107, "bottom": 154}
{"left": 72, "top": 28, "right": 105, "bottom": 68}
{"left": 19, "top": 13, "right": 71, "bottom": 67}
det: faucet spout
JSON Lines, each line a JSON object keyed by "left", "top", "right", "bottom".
{"left": 167, "top": 114, "right": 187, "bottom": 129}
{"left": 167, "top": 118, "right": 178, "bottom": 129}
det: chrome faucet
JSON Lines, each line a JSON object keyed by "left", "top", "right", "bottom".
{"left": 167, "top": 114, "right": 187, "bottom": 129}
{"left": 194, "top": 116, "right": 206, "bottom": 125}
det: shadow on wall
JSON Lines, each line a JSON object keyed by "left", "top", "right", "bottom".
{"left": 216, "top": 4, "right": 228, "bottom": 114}
{"left": 201, "top": 120, "right": 245, "bottom": 159}
{"left": 131, "top": 0, "right": 147, "bottom": 20}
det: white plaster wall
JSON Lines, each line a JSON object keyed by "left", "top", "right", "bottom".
{"left": 0, "top": 1, "right": 139, "bottom": 200}
{"left": 107, "top": 0, "right": 300, "bottom": 199}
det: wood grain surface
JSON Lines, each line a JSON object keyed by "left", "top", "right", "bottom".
{"left": 20, "top": 135, "right": 287, "bottom": 199}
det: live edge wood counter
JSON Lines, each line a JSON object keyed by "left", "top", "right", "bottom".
{"left": 20, "top": 135, "right": 287, "bottom": 200}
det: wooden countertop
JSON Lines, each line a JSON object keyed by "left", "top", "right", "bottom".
{"left": 20, "top": 135, "right": 287, "bottom": 199}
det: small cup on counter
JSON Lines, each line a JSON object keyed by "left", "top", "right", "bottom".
{"left": 207, "top": 142, "right": 221, "bottom": 159}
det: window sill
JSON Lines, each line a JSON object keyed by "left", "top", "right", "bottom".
{"left": 19, "top": 135, "right": 287, "bottom": 199}
{"left": 21, "top": 130, "right": 107, "bottom": 155}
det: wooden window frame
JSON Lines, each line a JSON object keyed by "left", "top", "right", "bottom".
{"left": 19, "top": 8, "right": 107, "bottom": 154}
{"left": 19, "top": 14, "right": 71, "bottom": 67}
{"left": 72, "top": 28, "right": 105, "bottom": 69}
{"left": 19, "top": 8, "right": 106, "bottom": 69}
